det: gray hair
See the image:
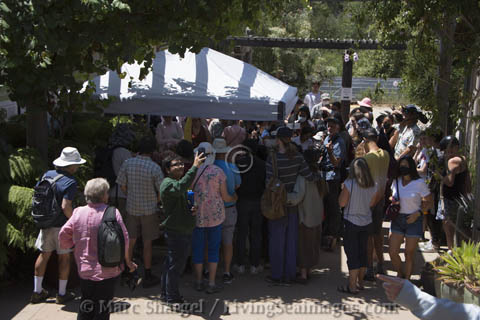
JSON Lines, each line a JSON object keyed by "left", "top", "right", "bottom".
{"left": 84, "top": 178, "right": 110, "bottom": 204}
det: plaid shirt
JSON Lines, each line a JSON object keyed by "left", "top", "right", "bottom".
{"left": 116, "top": 155, "right": 164, "bottom": 216}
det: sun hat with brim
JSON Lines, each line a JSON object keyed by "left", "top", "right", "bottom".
{"left": 321, "top": 93, "right": 331, "bottom": 101}
{"left": 53, "top": 147, "right": 86, "bottom": 167}
{"left": 212, "top": 138, "right": 232, "bottom": 154}
{"left": 313, "top": 131, "right": 324, "bottom": 141}
{"left": 194, "top": 142, "right": 216, "bottom": 165}
{"left": 357, "top": 97, "right": 372, "bottom": 108}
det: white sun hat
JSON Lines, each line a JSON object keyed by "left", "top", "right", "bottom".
{"left": 194, "top": 142, "right": 216, "bottom": 166}
{"left": 53, "top": 147, "right": 86, "bottom": 167}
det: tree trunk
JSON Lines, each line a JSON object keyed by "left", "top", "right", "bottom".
{"left": 26, "top": 105, "right": 49, "bottom": 165}
{"left": 436, "top": 15, "right": 456, "bottom": 135}
{"left": 474, "top": 126, "right": 480, "bottom": 242}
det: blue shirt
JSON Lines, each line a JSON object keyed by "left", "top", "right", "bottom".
{"left": 214, "top": 160, "right": 241, "bottom": 207}
{"left": 319, "top": 134, "right": 346, "bottom": 181}
{"left": 41, "top": 169, "right": 78, "bottom": 227}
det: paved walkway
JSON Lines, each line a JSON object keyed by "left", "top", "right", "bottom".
{"left": 4, "top": 222, "right": 439, "bottom": 320}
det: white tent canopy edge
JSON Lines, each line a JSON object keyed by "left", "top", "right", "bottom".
{"left": 89, "top": 48, "right": 298, "bottom": 121}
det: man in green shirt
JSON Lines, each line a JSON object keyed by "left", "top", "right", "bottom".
{"left": 159, "top": 151, "right": 205, "bottom": 304}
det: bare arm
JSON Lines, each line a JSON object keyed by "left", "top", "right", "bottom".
{"left": 61, "top": 198, "right": 73, "bottom": 219}
{"left": 389, "top": 129, "right": 399, "bottom": 149}
{"left": 338, "top": 185, "right": 350, "bottom": 208}
{"left": 443, "top": 157, "right": 462, "bottom": 187}
{"left": 220, "top": 180, "right": 237, "bottom": 203}
{"left": 370, "top": 188, "right": 383, "bottom": 208}
{"left": 421, "top": 193, "right": 433, "bottom": 212}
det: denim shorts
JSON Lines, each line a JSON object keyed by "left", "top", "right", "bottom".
{"left": 390, "top": 213, "right": 423, "bottom": 238}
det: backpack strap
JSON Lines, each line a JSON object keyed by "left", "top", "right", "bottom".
{"left": 51, "top": 174, "right": 64, "bottom": 183}
{"left": 102, "top": 206, "right": 117, "bottom": 222}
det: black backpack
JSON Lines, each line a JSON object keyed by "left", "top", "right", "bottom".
{"left": 94, "top": 146, "right": 121, "bottom": 186}
{"left": 31, "top": 174, "right": 64, "bottom": 229}
{"left": 97, "top": 206, "right": 125, "bottom": 267}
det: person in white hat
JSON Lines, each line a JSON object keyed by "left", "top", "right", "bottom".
{"left": 31, "top": 147, "right": 86, "bottom": 305}
{"left": 212, "top": 138, "right": 241, "bottom": 285}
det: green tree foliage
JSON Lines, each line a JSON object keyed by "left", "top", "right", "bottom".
{"left": 0, "top": 0, "right": 285, "bottom": 159}
{"left": 367, "top": 0, "right": 480, "bottom": 132}
{"left": 250, "top": 0, "right": 406, "bottom": 97}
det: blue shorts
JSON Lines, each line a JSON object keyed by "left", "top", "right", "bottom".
{"left": 390, "top": 213, "right": 423, "bottom": 238}
{"left": 192, "top": 225, "right": 222, "bottom": 264}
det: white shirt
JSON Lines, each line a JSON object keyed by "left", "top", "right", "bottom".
{"left": 303, "top": 92, "right": 322, "bottom": 115}
{"left": 391, "top": 178, "right": 430, "bottom": 215}
{"left": 292, "top": 136, "right": 314, "bottom": 151}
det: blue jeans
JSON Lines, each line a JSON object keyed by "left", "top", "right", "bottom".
{"left": 268, "top": 207, "right": 298, "bottom": 281}
{"left": 390, "top": 214, "right": 423, "bottom": 238}
{"left": 191, "top": 225, "right": 222, "bottom": 263}
{"left": 160, "top": 231, "right": 192, "bottom": 302}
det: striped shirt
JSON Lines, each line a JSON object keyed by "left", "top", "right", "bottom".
{"left": 116, "top": 155, "right": 164, "bottom": 216}
{"left": 265, "top": 151, "right": 314, "bottom": 193}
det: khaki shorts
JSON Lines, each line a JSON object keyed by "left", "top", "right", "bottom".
{"left": 126, "top": 213, "right": 160, "bottom": 241}
{"left": 222, "top": 206, "right": 238, "bottom": 245}
{"left": 35, "top": 227, "right": 72, "bottom": 255}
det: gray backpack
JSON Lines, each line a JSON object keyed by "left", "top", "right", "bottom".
{"left": 31, "top": 174, "right": 64, "bottom": 229}
{"left": 97, "top": 207, "right": 125, "bottom": 267}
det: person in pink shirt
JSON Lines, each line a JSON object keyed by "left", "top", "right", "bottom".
{"left": 59, "top": 178, "right": 136, "bottom": 320}
{"left": 190, "top": 142, "right": 237, "bottom": 294}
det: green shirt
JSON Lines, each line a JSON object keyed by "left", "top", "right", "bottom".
{"left": 160, "top": 166, "right": 198, "bottom": 235}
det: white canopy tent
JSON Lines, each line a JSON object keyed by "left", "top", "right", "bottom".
{"left": 90, "top": 48, "right": 298, "bottom": 121}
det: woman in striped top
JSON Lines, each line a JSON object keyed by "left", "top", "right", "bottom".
{"left": 265, "top": 127, "right": 315, "bottom": 285}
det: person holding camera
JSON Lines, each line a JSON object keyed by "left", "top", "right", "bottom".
{"left": 393, "top": 105, "right": 424, "bottom": 161}
{"left": 319, "top": 115, "right": 346, "bottom": 251}
{"left": 159, "top": 150, "right": 206, "bottom": 304}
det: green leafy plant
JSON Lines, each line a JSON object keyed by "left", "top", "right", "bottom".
{"left": 435, "top": 241, "right": 480, "bottom": 288}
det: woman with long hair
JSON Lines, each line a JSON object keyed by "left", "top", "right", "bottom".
{"left": 338, "top": 158, "right": 381, "bottom": 294}
{"left": 389, "top": 156, "right": 433, "bottom": 279}
{"left": 265, "top": 127, "right": 315, "bottom": 285}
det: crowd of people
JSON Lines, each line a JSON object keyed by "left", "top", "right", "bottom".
{"left": 29, "top": 80, "right": 473, "bottom": 319}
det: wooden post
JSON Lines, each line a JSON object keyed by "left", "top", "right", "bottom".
{"left": 341, "top": 50, "right": 353, "bottom": 124}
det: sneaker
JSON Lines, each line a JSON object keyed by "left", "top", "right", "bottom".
{"left": 223, "top": 272, "right": 234, "bottom": 284}
{"left": 195, "top": 282, "right": 206, "bottom": 292}
{"left": 420, "top": 240, "right": 436, "bottom": 253}
{"left": 206, "top": 284, "right": 223, "bottom": 294}
{"left": 143, "top": 274, "right": 161, "bottom": 288}
{"left": 56, "top": 291, "right": 76, "bottom": 304}
{"left": 250, "top": 265, "right": 264, "bottom": 275}
{"left": 30, "top": 289, "right": 49, "bottom": 304}
{"left": 234, "top": 265, "right": 245, "bottom": 275}
{"left": 265, "top": 276, "right": 285, "bottom": 286}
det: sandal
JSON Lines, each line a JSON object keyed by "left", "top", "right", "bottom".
{"left": 337, "top": 285, "right": 358, "bottom": 294}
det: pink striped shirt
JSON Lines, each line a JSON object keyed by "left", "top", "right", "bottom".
{"left": 59, "top": 203, "right": 129, "bottom": 281}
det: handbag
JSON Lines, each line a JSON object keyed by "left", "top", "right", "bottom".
{"left": 385, "top": 178, "right": 401, "bottom": 221}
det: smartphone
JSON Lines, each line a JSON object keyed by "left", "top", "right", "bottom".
{"left": 197, "top": 147, "right": 206, "bottom": 156}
